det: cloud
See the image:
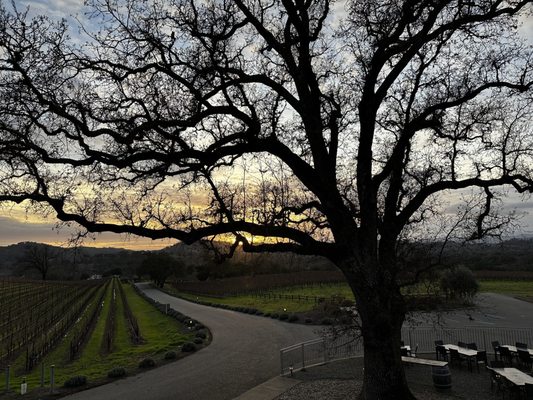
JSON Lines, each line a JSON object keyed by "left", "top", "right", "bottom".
{"left": 0, "top": 216, "right": 176, "bottom": 250}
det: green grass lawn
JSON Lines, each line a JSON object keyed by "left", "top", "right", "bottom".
{"left": 7, "top": 280, "right": 192, "bottom": 393}
{"left": 169, "top": 278, "right": 533, "bottom": 314}
{"left": 478, "top": 279, "right": 533, "bottom": 298}
{"left": 166, "top": 283, "right": 354, "bottom": 314}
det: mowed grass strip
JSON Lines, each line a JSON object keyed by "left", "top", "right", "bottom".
{"left": 170, "top": 278, "right": 533, "bottom": 314}
{"left": 478, "top": 279, "right": 533, "bottom": 300}
{"left": 8, "top": 281, "right": 192, "bottom": 390}
{"left": 166, "top": 283, "right": 355, "bottom": 314}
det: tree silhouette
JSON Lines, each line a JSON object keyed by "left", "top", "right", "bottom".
{"left": 137, "top": 253, "right": 184, "bottom": 288}
{"left": 21, "top": 243, "right": 58, "bottom": 280}
{"left": 1, "top": 1, "right": 533, "bottom": 398}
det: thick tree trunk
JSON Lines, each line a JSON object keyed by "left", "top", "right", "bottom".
{"left": 344, "top": 269, "right": 416, "bottom": 400}
{"left": 358, "top": 311, "right": 416, "bottom": 400}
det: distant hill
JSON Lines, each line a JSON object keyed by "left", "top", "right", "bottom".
{"left": 2, "top": 237, "right": 532, "bottom": 281}
{"left": 0, "top": 242, "right": 144, "bottom": 279}
{"left": 0, "top": 240, "right": 335, "bottom": 280}
{"left": 441, "top": 238, "right": 533, "bottom": 272}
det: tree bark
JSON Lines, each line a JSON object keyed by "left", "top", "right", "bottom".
{"left": 358, "top": 306, "right": 416, "bottom": 400}
{"left": 344, "top": 267, "right": 416, "bottom": 400}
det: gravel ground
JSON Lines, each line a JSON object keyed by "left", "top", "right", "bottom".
{"left": 276, "top": 355, "right": 503, "bottom": 400}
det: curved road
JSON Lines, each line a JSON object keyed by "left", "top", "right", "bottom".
{"left": 65, "top": 283, "right": 318, "bottom": 400}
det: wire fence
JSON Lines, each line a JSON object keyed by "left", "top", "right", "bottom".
{"left": 280, "top": 326, "right": 533, "bottom": 375}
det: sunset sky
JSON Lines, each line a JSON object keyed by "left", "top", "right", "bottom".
{"left": 1, "top": 0, "right": 533, "bottom": 250}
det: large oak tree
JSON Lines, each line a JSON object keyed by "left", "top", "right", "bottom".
{"left": 1, "top": 0, "right": 533, "bottom": 398}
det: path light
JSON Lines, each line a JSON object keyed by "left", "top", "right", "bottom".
{"left": 20, "top": 377, "right": 27, "bottom": 395}
{"left": 289, "top": 365, "right": 294, "bottom": 377}
{"left": 283, "top": 308, "right": 287, "bottom": 312}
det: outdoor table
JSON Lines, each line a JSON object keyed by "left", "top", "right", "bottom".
{"left": 487, "top": 367, "right": 533, "bottom": 386}
{"left": 443, "top": 344, "right": 479, "bottom": 371}
{"left": 401, "top": 357, "right": 451, "bottom": 389}
{"left": 500, "top": 345, "right": 533, "bottom": 356}
{"left": 443, "top": 344, "right": 478, "bottom": 357}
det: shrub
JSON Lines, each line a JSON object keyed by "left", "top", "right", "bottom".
{"left": 64, "top": 376, "right": 87, "bottom": 388}
{"left": 305, "top": 318, "right": 313, "bottom": 324}
{"left": 270, "top": 313, "right": 279, "bottom": 319}
{"left": 138, "top": 358, "right": 156, "bottom": 369}
{"left": 264, "top": 313, "right": 271, "bottom": 317}
{"left": 164, "top": 350, "right": 177, "bottom": 360}
{"left": 107, "top": 367, "right": 126, "bottom": 378}
{"left": 181, "top": 342, "right": 197, "bottom": 352}
{"left": 288, "top": 314, "right": 299, "bottom": 322}
{"left": 321, "top": 318, "right": 333, "bottom": 325}
{"left": 440, "top": 266, "right": 479, "bottom": 301}
{"left": 279, "top": 313, "right": 289, "bottom": 321}
{"left": 341, "top": 299, "right": 355, "bottom": 307}
{"left": 195, "top": 330, "right": 207, "bottom": 339}
{"left": 193, "top": 337, "right": 203, "bottom": 345}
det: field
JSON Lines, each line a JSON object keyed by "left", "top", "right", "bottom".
{"left": 170, "top": 283, "right": 355, "bottom": 314}
{"left": 1, "top": 277, "right": 195, "bottom": 397}
{"left": 478, "top": 280, "right": 533, "bottom": 302}
{"left": 168, "top": 275, "right": 533, "bottom": 316}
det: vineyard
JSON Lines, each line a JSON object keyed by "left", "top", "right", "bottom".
{"left": 1, "top": 277, "right": 197, "bottom": 396}
{"left": 0, "top": 278, "right": 104, "bottom": 371}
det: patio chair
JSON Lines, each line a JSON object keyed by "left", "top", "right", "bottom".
{"left": 436, "top": 345, "right": 448, "bottom": 361}
{"left": 492, "top": 340, "right": 501, "bottom": 361}
{"left": 411, "top": 344, "right": 418, "bottom": 358}
{"left": 449, "top": 348, "right": 464, "bottom": 367}
{"left": 467, "top": 342, "right": 478, "bottom": 350}
{"left": 473, "top": 350, "right": 487, "bottom": 372}
{"left": 488, "top": 361, "right": 504, "bottom": 392}
{"left": 458, "top": 341, "right": 468, "bottom": 348}
{"left": 401, "top": 347, "right": 409, "bottom": 357}
{"left": 503, "top": 379, "right": 522, "bottom": 400}
{"left": 525, "top": 383, "right": 533, "bottom": 400}
{"left": 499, "top": 346, "right": 514, "bottom": 366}
{"left": 516, "top": 342, "right": 528, "bottom": 349}
{"left": 518, "top": 349, "right": 533, "bottom": 370}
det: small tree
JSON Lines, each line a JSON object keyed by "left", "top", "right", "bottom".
{"left": 440, "top": 266, "right": 479, "bottom": 301}
{"left": 21, "top": 243, "right": 58, "bottom": 280}
{"left": 138, "top": 253, "right": 183, "bottom": 288}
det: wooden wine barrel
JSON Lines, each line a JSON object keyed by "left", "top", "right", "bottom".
{"left": 432, "top": 365, "right": 452, "bottom": 389}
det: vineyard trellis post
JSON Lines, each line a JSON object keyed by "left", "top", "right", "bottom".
{"left": 40, "top": 362, "right": 44, "bottom": 387}
{"left": 301, "top": 343, "right": 305, "bottom": 371}
{"left": 50, "top": 365, "right": 55, "bottom": 394}
{"left": 4, "top": 365, "right": 9, "bottom": 393}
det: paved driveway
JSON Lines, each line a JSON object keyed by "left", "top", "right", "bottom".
{"left": 409, "top": 293, "right": 533, "bottom": 328}
{"left": 64, "top": 283, "right": 318, "bottom": 400}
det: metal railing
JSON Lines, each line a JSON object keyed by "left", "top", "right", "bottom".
{"left": 280, "top": 326, "right": 533, "bottom": 375}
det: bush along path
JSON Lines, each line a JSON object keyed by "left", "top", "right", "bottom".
{"left": 2, "top": 280, "right": 209, "bottom": 400}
